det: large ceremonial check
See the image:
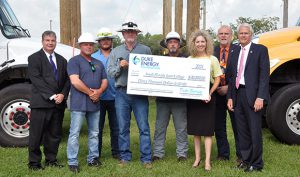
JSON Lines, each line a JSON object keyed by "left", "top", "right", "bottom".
{"left": 127, "top": 54, "right": 211, "bottom": 100}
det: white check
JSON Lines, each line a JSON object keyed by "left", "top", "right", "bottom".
{"left": 127, "top": 54, "right": 211, "bottom": 100}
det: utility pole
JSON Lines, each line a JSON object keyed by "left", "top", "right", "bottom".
{"left": 163, "top": 0, "right": 172, "bottom": 37}
{"left": 283, "top": 0, "right": 288, "bottom": 28}
{"left": 186, "top": 0, "right": 200, "bottom": 41}
{"left": 60, "top": 0, "right": 81, "bottom": 46}
{"left": 49, "top": 19, "right": 52, "bottom": 31}
{"left": 175, "top": 0, "right": 183, "bottom": 36}
{"left": 202, "top": 0, "right": 206, "bottom": 30}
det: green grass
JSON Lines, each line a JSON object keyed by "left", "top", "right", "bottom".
{"left": 0, "top": 98, "right": 299, "bottom": 177}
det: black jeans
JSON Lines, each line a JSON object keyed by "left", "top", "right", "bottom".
{"left": 99, "top": 100, "right": 119, "bottom": 157}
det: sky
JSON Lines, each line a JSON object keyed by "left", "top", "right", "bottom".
{"left": 7, "top": 0, "right": 300, "bottom": 41}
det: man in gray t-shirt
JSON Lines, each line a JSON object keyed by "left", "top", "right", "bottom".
{"left": 67, "top": 33, "right": 108, "bottom": 173}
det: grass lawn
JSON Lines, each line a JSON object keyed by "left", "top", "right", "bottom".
{"left": 0, "top": 98, "right": 299, "bottom": 177}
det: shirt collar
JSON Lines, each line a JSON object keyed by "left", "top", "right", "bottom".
{"left": 240, "top": 42, "right": 252, "bottom": 51}
{"left": 124, "top": 42, "right": 138, "bottom": 51}
{"left": 42, "top": 49, "right": 54, "bottom": 58}
{"left": 220, "top": 45, "right": 230, "bottom": 51}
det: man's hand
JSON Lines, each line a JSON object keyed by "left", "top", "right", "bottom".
{"left": 89, "top": 89, "right": 102, "bottom": 102}
{"left": 254, "top": 98, "right": 264, "bottom": 112}
{"left": 227, "top": 99, "right": 234, "bottom": 111}
{"left": 119, "top": 60, "right": 129, "bottom": 69}
{"left": 54, "top": 94, "right": 64, "bottom": 104}
{"left": 216, "top": 85, "right": 228, "bottom": 96}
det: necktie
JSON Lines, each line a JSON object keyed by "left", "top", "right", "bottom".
{"left": 235, "top": 47, "right": 245, "bottom": 89}
{"left": 49, "top": 54, "right": 58, "bottom": 81}
{"left": 220, "top": 48, "right": 227, "bottom": 86}
{"left": 221, "top": 48, "right": 226, "bottom": 63}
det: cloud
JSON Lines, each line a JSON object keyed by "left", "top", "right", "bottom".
{"left": 7, "top": 0, "right": 300, "bottom": 42}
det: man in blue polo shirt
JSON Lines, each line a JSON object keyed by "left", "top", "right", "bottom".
{"left": 67, "top": 33, "right": 108, "bottom": 173}
{"left": 92, "top": 28, "right": 119, "bottom": 160}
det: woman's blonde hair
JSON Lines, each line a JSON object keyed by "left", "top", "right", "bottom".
{"left": 188, "top": 30, "right": 213, "bottom": 57}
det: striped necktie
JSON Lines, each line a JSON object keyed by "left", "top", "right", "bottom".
{"left": 49, "top": 54, "right": 58, "bottom": 81}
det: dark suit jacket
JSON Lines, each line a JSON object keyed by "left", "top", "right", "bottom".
{"left": 28, "top": 49, "right": 70, "bottom": 109}
{"left": 214, "top": 44, "right": 238, "bottom": 84}
{"left": 227, "top": 43, "right": 270, "bottom": 107}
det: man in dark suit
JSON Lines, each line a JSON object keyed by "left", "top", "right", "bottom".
{"left": 227, "top": 23, "right": 270, "bottom": 172}
{"left": 28, "top": 31, "right": 70, "bottom": 170}
{"left": 214, "top": 25, "right": 241, "bottom": 163}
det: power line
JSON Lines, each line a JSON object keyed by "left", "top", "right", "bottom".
{"left": 123, "top": 0, "right": 134, "bottom": 22}
{"left": 209, "top": 0, "right": 221, "bottom": 27}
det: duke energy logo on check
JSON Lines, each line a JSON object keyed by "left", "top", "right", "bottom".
{"left": 132, "top": 56, "right": 141, "bottom": 65}
{"left": 132, "top": 55, "right": 160, "bottom": 69}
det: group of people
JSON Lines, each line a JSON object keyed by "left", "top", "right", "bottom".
{"left": 27, "top": 21, "right": 270, "bottom": 174}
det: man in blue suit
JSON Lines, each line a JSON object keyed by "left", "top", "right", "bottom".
{"left": 214, "top": 25, "right": 241, "bottom": 163}
{"left": 227, "top": 23, "right": 270, "bottom": 172}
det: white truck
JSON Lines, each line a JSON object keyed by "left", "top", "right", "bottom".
{"left": 0, "top": 0, "right": 76, "bottom": 146}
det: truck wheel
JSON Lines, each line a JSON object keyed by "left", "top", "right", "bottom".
{"left": 0, "top": 84, "right": 31, "bottom": 147}
{"left": 267, "top": 83, "right": 300, "bottom": 145}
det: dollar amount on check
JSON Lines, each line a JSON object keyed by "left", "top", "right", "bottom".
{"left": 127, "top": 54, "right": 211, "bottom": 100}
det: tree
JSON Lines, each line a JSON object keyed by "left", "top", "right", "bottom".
{"left": 138, "top": 32, "right": 164, "bottom": 55}
{"left": 230, "top": 16, "right": 280, "bottom": 39}
{"left": 112, "top": 35, "right": 122, "bottom": 48}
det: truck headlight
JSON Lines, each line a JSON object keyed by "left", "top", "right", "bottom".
{"left": 270, "top": 58, "right": 280, "bottom": 68}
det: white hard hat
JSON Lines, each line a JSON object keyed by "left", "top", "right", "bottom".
{"left": 117, "top": 21, "right": 141, "bottom": 33}
{"left": 96, "top": 27, "right": 117, "bottom": 41}
{"left": 160, "top": 31, "right": 183, "bottom": 48}
{"left": 78, "top": 33, "right": 96, "bottom": 44}
{"left": 166, "top": 31, "right": 181, "bottom": 41}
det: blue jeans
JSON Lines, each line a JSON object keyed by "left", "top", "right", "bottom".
{"left": 99, "top": 100, "right": 119, "bottom": 157}
{"left": 115, "top": 88, "right": 152, "bottom": 163}
{"left": 67, "top": 111, "right": 100, "bottom": 166}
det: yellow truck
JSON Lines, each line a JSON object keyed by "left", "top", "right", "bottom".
{"left": 254, "top": 27, "right": 300, "bottom": 145}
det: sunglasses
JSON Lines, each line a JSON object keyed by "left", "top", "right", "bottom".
{"left": 89, "top": 62, "right": 96, "bottom": 72}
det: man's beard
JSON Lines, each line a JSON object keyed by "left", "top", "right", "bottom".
{"left": 169, "top": 48, "right": 178, "bottom": 54}
{"left": 101, "top": 45, "right": 111, "bottom": 51}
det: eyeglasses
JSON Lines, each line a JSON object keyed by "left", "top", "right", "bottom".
{"left": 89, "top": 62, "right": 96, "bottom": 72}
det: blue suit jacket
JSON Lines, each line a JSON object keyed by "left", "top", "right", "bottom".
{"left": 227, "top": 43, "right": 270, "bottom": 107}
{"left": 213, "top": 44, "right": 238, "bottom": 85}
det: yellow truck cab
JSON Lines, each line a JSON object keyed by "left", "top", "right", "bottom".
{"left": 255, "top": 27, "right": 300, "bottom": 144}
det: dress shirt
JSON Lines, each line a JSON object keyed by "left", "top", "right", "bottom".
{"left": 43, "top": 49, "right": 57, "bottom": 68}
{"left": 42, "top": 49, "right": 57, "bottom": 99}
{"left": 237, "top": 42, "right": 251, "bottom": 85}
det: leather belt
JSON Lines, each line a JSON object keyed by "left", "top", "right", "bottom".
{"left": 239, "top": 84, "right": 245, "bottom": 88}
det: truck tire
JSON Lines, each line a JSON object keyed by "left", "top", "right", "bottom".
{"left": 0, "top": 83, "right": 31, "bottom": 147}
{"left": 267, "top": 83, "right": 300, "bottom": 145}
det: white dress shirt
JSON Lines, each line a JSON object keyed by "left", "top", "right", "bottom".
{"left": 237, "top": 42, "right": 252, "bottom": 85}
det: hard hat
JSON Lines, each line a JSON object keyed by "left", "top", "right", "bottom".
{"left": 160, "top": 31, "right": 183, "bottom": 48}
{"left": 166, "top": 31, "right": 181, "bottom": 41}
{"left": 117, "top": 21, "right": 141, "bottom": 33}
{"left": 96, "top": 27, "right": 117, "bottom": 41}
{"left": 78, "top": 33, "right": 96, "bottom": 44}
